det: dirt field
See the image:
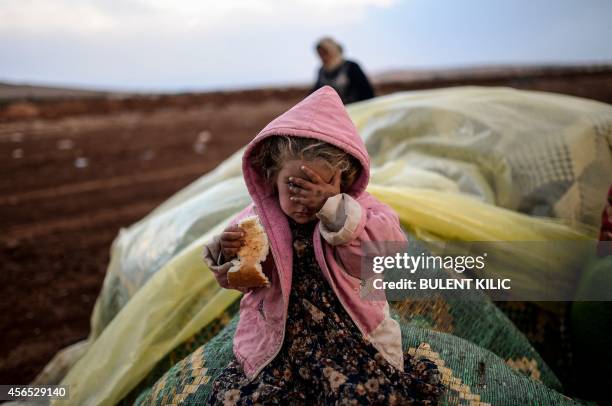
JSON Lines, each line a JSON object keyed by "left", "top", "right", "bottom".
{"left": 1, "top": 65, "right": 612, "bottom": 386}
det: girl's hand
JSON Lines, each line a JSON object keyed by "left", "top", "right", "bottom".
{"left": 219, "top": 225, "right": 245, "bottom": 262}
{"left": 288, "top": 165, "right": 341, "bottom": 212}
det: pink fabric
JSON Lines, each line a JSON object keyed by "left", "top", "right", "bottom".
{"left": 211, "top": 86, "right": 407, "bottom": 380}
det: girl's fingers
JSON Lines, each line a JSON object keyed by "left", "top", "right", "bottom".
{"left": 289, "top": 196, "right": 308, "bottom": 204}
{"left": 300, "top": 165, "right": 323, "bottom": 184}
{"left": 222, "top": 240, "right": 242, "bottom": 249}
{"left": 332, "top": 170, "right": 342, "bottom": 187}
{"left": 222, "top": 249, "right": 238, "bottom": 261}
{"left": 291, "top": 185, "right": 325, "bottom": 199}
{"left": 223, "top": 247, "right": 238, "bottom": 255}
{"left": 289, "top": 177, "right": 314, "bottom": 190}
{"left": 289, "top": 185, "right": 307, "bottom": 196}
{"left": 222, "top": 231, "right": 244, "bottom": 240}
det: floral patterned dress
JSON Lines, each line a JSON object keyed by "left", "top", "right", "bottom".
{"left": 207, "top": 219, "right": 443, "bottom": 405}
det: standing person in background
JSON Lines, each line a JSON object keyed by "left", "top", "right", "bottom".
{"left": 311, "top": 37, "right": 375, "bottom": 105}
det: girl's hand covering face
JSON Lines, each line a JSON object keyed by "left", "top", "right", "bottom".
{"left": 287, "top": 165, "right": 341, "bottom": 212}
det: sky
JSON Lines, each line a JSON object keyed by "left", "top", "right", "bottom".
{"left": 1, "top": 0, "right": 612, "bottom": 92}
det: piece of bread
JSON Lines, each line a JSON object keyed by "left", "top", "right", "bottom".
{"left": 227, "top": 215, "right": 271, "bottom": 288}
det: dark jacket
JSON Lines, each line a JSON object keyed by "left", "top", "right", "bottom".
{"left": 311, "top": 60, "right": 375, "bottom": 104}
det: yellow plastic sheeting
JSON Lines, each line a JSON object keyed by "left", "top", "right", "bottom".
{"left": 367, "top": 185, "right": 595, "bottom": 242}
{"left": 54, "top": 222, "right": 240, "bottom": 406}
{"left": 368, "top": 185, "right": 596, "bottom": 300}
{"left": 351, "top": 86, "right": 612, "bottom": 226}
{"left": 89, "top": 175, "right": 250, "bottom": 339}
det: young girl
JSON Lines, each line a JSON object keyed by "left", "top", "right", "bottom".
{"left": 203, "top": 86, "right": 442, "bottom": 404}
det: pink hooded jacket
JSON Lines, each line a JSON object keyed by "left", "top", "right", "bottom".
{"left": 203, "top": 86, "right": 407, "bottom": 382}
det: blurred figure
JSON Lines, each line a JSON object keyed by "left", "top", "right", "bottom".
{"left": 597, "top": 184, "right": 612, "bottom": 257}
{"left": 310, "top": 37, "right": 375, "bottom": 104}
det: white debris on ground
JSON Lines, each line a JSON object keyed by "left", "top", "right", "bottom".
{"left": 193, "top": 130, "right": 211, "bottom": 154}
{"left": 74, "top": 157, "right": 89, "bottom": 168}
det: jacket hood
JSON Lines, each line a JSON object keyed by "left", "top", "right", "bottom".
{"left": 242, "top": 85, "right": 370, "bottom": 204}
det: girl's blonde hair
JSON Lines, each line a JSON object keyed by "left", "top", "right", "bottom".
{"left": 251, "top": 135, "right": 361, "bottom": 192}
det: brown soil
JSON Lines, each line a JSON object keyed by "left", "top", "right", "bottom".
{"left": 1, "top": 66, "right": 612, "bottom": 386}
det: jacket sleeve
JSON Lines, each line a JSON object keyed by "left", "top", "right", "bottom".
{"left": 310, "top": 68, "right": 324, "bottom": 94}
{"left": 316, "top": 193, "right": 406, "bottom": 279}
{"left": 347, "top": 61, "right": 375, "bottom": 102}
